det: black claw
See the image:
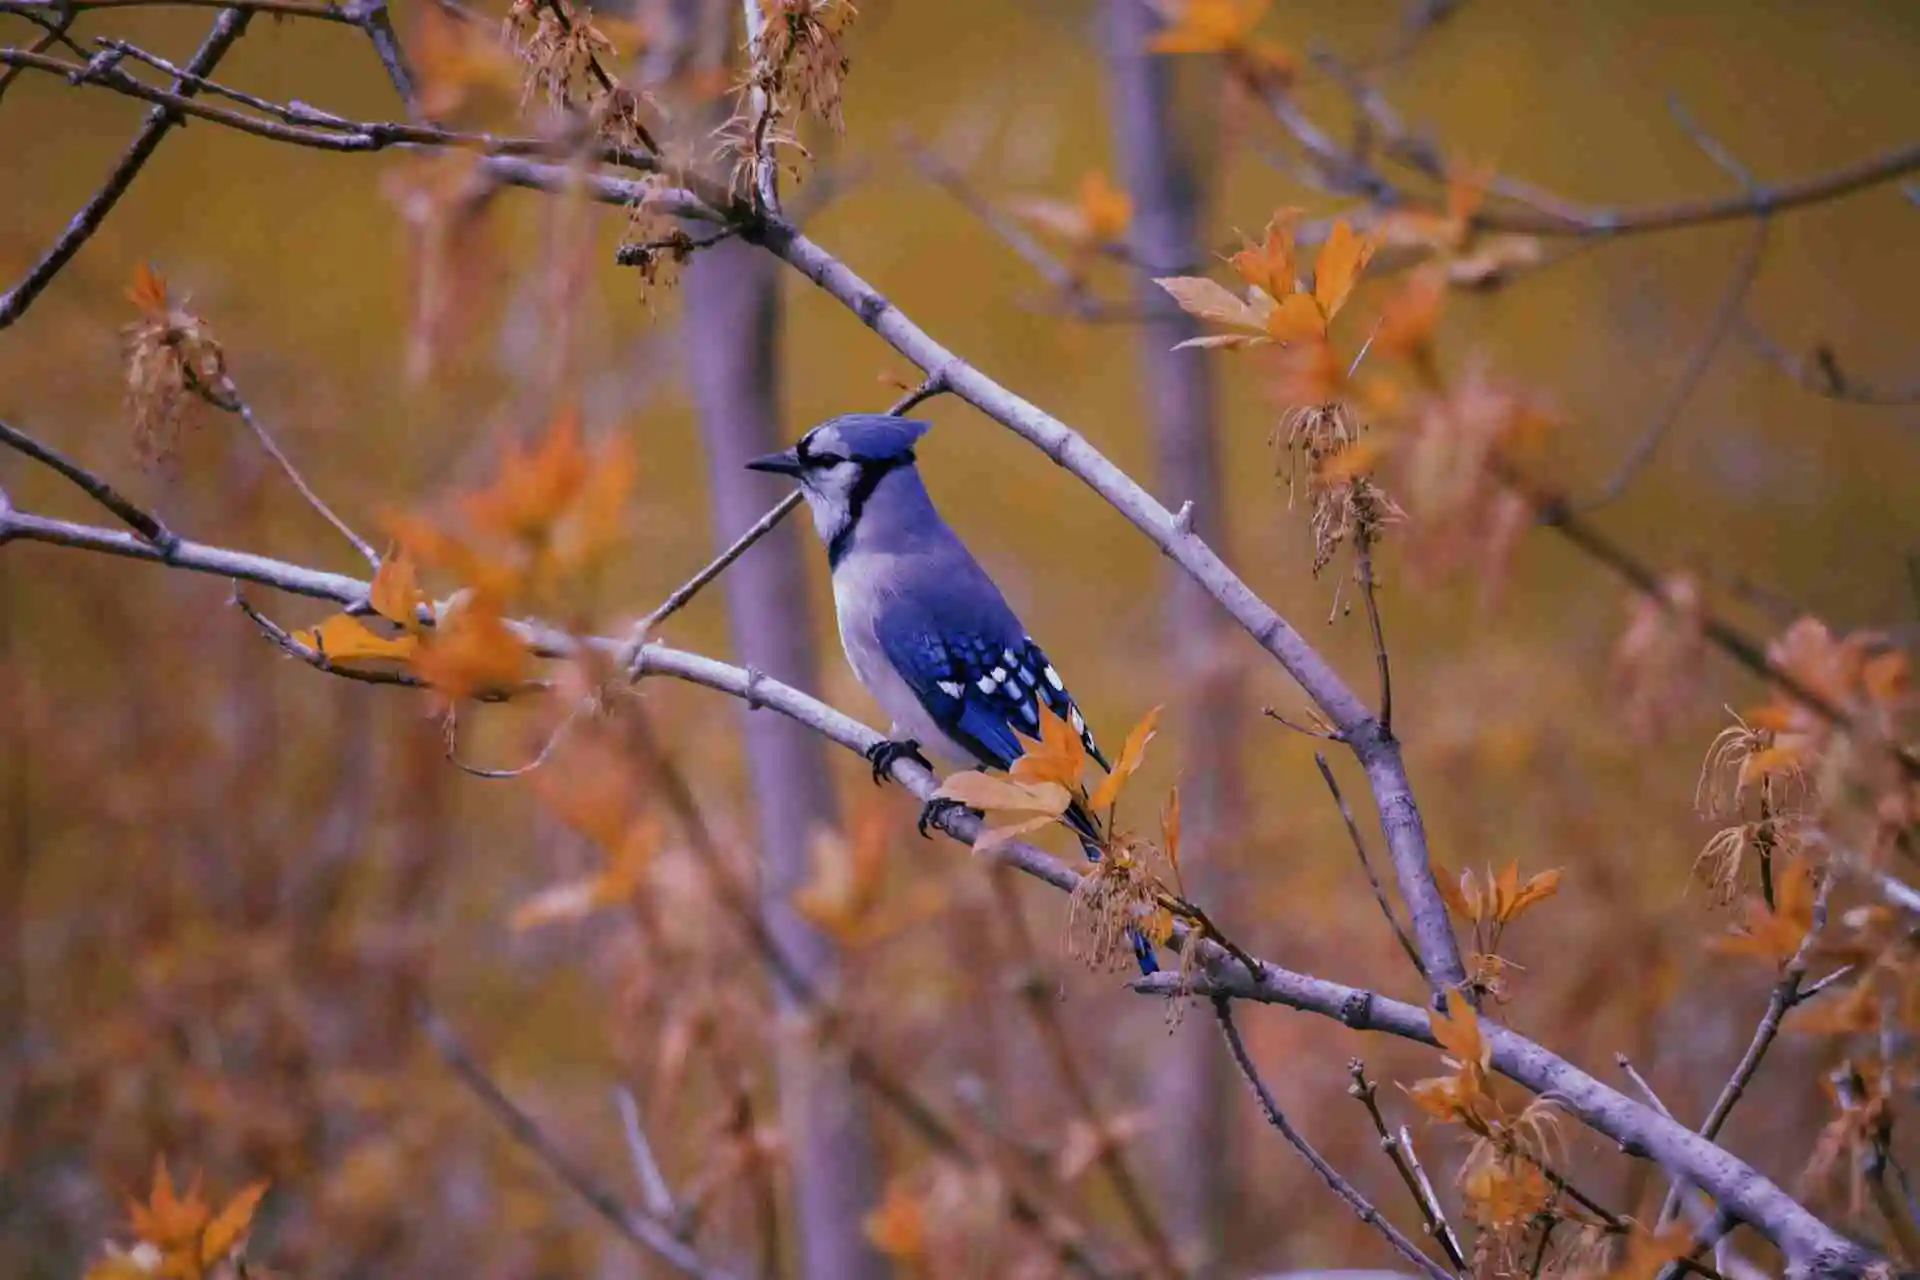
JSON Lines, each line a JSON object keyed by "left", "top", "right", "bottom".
{"left": 916, "top": 796, "right": 974, "bottom": 839}
{"left": 864, "top": 737, "right": 932, "bottom": 784}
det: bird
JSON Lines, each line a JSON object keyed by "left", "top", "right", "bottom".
{"left": 747, "top": 412, "right": 1159, "bottom": 974}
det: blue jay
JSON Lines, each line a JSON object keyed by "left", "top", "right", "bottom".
{"left": 747, "top": 413, "right": 1159, "bottom": 974}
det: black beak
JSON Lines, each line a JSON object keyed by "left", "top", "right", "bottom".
{"left": 744, "top": 447, "right": 803, "bottom": 477}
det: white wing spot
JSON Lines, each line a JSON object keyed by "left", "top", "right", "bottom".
{"left": 1069, "top": 707, "right": 1086, "bottom": 733}
{"left": 1044, "top": 666, "right": 1064, "bottom": 691}
{"left": 1001, "top": 648, "right": 1018, "bottom": 666}
{"left": 1017, "top": 666, "right": 1037, "bottom": 687}
{"left": 975, "top": 676, "right": 995, "bottom": 695}
{"left": 990, "top": 666, "right": 1007, "bottom": 683}
{"left": 937, "top": 680, "right": 964, "bottom": 698}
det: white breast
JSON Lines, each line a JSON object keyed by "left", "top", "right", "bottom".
{"left": 831, "top": 552, "right": 977, "bottom": 768}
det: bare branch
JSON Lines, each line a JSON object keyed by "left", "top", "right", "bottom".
{"left": 0, "top": 418, "right": 178, "bottom": 550}
{"left": 1737, "top": 320, "right": 1920, "bottom": 407}
{"left": 1214, "top": 998, "right": 1453, "bottom": 1280}
{"left": 418, "top": 1003, "right": 732, "bottom": 1279}
{"left": 1348, "top": 1060, "right": 1465, "bottom": 1270}
{"left": 0, "top": 509, "right": 1876, "bottom": 1271}
{"left": 1616, "top": 1053, "right": 1676, "bottom": 1120}
{"left": 614, "top": 1087, "right": 682, "bottom": 1225}
{"left": 0, "top": 7, "right": 251, "bottom": 330}
{"left": 0, "top": 47, "right": 658, "bottom": 171}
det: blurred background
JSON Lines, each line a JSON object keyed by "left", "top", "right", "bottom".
{"left": 2, "top": 0, "right": 1918, "bottom": 1275}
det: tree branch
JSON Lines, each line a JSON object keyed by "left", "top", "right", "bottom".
{"left": 0, "top": 7, "right": 251, "bottom": 330}
{"left": 0, "top": 507, "right": 1876, "bottom": 1272}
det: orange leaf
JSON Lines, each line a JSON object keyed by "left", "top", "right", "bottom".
{"left": 1428, "top": 987, "right": 1489, "bottom": 1073}
{"left": 935, "top": 771, "right": 1071, "bottom": 817}
{"left": 459, "top": 405, "right": 590, "bottom": 542}
{"left": 411, "top": 591, "right": 528, "bottom": 700}
{"left": 369, "top": 547, "right": 426, "bottom": 632}
{"left": 1010, "top": 701, "right": 1088, "bottom": 791}
{"left": 1076, "top": 170, "right": 1132, "bottom": 242}
{"left": 1146, "top": 0, "right": 1272, "bottom": 54}
{"left": 1228, "top": 209, "right": 1301, "bottom": 301}
{"left": 1088, "top": 704, "right": 1161, "bottom": 812}
{"left": 1263, "top": 291, "right": 1326, "bottom": 344}
{"left": 127, "top": 262, "right": 169, "bottom": 316}
{"left": 863, "top": 1181, "right": 926, "bottom": 1259}
{"left": 293, "top": 613, "right": 420, "bottom": 664}
{"left": 199, "top": 1179, "right": 269, "bottom": 1264}
{"left": 128, "top": 1157, "right": 209, "bottom": 1248}
{"left": 1499, "top": 868, "right": 1561, "bottom": 923}
{"left": 1311, "top": 219, "right": 1378, "bottom": 320}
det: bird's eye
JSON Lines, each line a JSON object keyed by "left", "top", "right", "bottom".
{"left": 809, "top": 452, "right": 848, "bottom": 467}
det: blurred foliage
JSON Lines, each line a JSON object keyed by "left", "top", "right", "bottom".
{"left": 2, "top": 0, "right": 1919, "bottom": 1276}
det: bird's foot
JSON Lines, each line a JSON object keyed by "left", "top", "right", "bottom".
{"left": 916, "top": 796, "right": 975, "bottom": 839}
{"left": 865, "top": 737, "right": 932, "bottom": 785}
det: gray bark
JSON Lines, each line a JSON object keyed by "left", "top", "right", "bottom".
{"left": 682, "top": 233, "right": 889, "bottom": 1280}
{"left": 1105, "top": 2, "right": 1244, "bottom": 1271}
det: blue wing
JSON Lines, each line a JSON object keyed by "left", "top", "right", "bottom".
{"left": 880, "top": 627, "right": 1109, "bottom": 773}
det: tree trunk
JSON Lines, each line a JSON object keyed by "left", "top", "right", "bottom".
{"left": 1106, "top": 2, "right": 1246, "bottom": 1272}
{"left": 682, "top": 232, "right": 890, "bottom": 1280}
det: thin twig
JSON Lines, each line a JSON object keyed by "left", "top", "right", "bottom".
{"left": 446, "top": 703, "right": 583, "bottom": 777}
{"left": 418, "top": 1003, "right": 730, "bottom": 1279}
{"left": 1586, "top": 216, "right": 1768, "bottom": 508}
{"left": 1355, "top": 535, "right": 1393, "bottom": 734}
{"left": 614, "top": 1087, "right": 681, "bottom": 1224}
{"left": 1261, "top": 706, "right": 1341, "bottom": 741}
{"left": 1584, "top": 102, "right": 1771, "bottom": 509}
{"left": 1615, "top": 1053, "right": 1675, "bottom": 1120}
{"left": 204, "top": 377, "right": 380, "bottom": 568}
{"left": 1735, "top": 319, "right": 1920, "bottom": 407}
{"left": 1348, "top": 1060, "right": 1466, "bottom": 1270}
{"left": 1656, "top": 871, "right": 1833, "bottom": 1229}
{"left": 0, "top": 47, "right": 661, "bottom": 170}
{"left": 0, "top": 4, "right": 81, "bottom": 104}
{"left": 1212, "top": 997, "right": 1452, "bottom": 1280}
{"left": 0, "top": 7, "right": 251, "bottom": 330}
{"left": 1316, "top": 754, "right": 1425, "bottom": 981}
{"left": 0, "top": 418, "right": 178, "bottom": 551}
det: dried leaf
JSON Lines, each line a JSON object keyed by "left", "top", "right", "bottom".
{"left": 1429, "top": 987, "right": 1489, "bottom": 1073}
{"left": 411, "top": 591, "right": 528, "bottom": 700}
{"left": 934, "top": 771, "right": 1071, "bottom": 817}
{"left": 862, "top": 1180, "right": 926, "bottom": 1260}
{"left": 1087, "top": 704, "right": 1161, "bottom": 812}
{"left": 293, "top": 614, "right": 420, "bottom": 664}
{"left": 1154, "top": 275, "right": 1269, "bottom": 340}
{"left": 511, "top": 818, "right": 657, "bottom": 931}
{"left": 126, "top": 262, "right": 169, "bottom": 316}
{"left": 1499, "top": 868, "right": 1561, "bottom": 923}
{"left": 1264, "top": 291, "right": 1326, "bottom": 344}
{"left": 199, "top": 1179, "right": 269, "bottom": 1264}
{"left": 1009, "top": 702, "right": 1088, "bottom": 791}
{"left": 1228, "top": 209, "right": 1301, "bottom": 300}
{"left": 1310, "top": 219, "right": 1378, "bottom": 320}
{"left": 369, "top": 547, "right": 426, "bottom": 632}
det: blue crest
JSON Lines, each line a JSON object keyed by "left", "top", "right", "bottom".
{"left": 804, "top": 413, "right": 932, "bottom": 462}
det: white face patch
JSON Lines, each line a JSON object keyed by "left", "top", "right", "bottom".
{"left": 800, "top": 458, "right": 863, "bottom": 546}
